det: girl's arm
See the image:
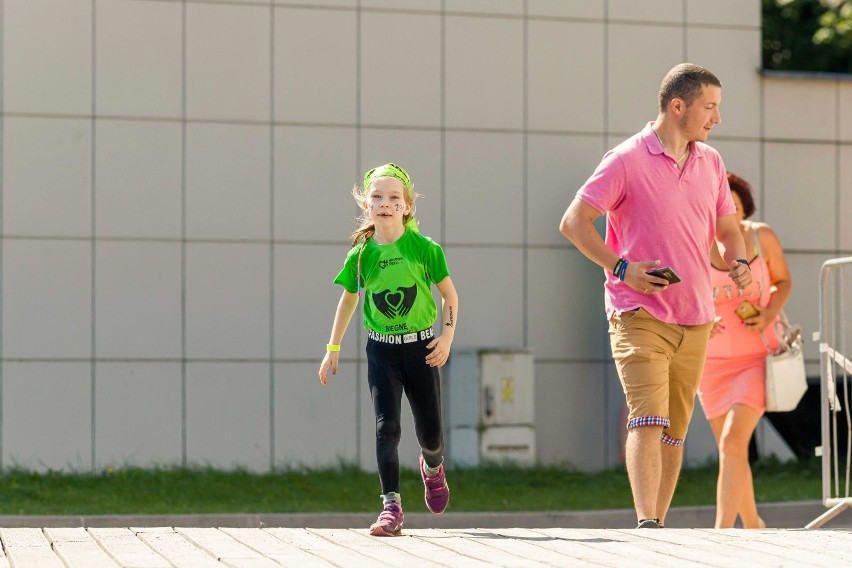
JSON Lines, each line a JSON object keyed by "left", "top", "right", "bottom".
{"left": 425, "top": 276, "right": 458, "bottom": 368}
{"left": 318, "top": 290, "right": 360, "bottom": 384}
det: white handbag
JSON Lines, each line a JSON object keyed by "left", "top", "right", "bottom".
{"left": 763, "top": 316, "right": 807, "bottom": 412}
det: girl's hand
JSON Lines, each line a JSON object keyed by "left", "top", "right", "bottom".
{"left": 318, "top": 352, "right": 339, "bottom": 385}
{"left": 425, "top": 335, "right": 452, "bottom": 367}
{"left": 709, "top": 316, "right": 725, "bottom": 338}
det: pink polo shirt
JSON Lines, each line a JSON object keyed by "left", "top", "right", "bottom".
{"left": 577, "top": 122, "right": 735, "bottom": 326}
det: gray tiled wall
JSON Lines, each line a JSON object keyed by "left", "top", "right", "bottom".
{"left": 1, "top": 0, "right": 848, "bottom": 474}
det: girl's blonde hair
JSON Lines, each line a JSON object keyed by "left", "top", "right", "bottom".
{"left": 349, "top": 168, "right": 420, "bottom": 247}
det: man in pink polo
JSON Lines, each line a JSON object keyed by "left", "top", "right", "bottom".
{"left": 559, "top": 63, "right": 752, "bottom": 529}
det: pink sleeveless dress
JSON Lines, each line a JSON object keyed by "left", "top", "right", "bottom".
{"left": 697, "top": 228, "right": 780, "bottom": 419}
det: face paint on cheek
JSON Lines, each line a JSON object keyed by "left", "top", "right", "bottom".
{"left": 394, "top": 204, "right": 402, "bottom": 212}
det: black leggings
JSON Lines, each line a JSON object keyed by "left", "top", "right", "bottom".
{"left": 367, "top": 336, "right": 444, "bottom": 494}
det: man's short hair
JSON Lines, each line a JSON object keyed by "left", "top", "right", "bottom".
{"left": 658, "top": 63, "right": 721, "bottom": 112}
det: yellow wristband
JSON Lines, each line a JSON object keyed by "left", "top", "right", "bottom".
{"left": 326, "top": 344, "right": 340, "bottom": 352}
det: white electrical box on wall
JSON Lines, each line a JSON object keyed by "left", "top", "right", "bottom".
{"left": 446, "top": 349, "right": 535, "bottom": 466}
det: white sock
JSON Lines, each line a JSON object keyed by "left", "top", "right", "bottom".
{"left": 424, "top": 460, "right": 442, "bottom": 477}
{"left": 382, "top": 492, "right": 401, "bottom": 504}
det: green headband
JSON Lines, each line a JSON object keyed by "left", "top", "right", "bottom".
{"left": 363, "top": 163, "right": 413, "bottom": 198}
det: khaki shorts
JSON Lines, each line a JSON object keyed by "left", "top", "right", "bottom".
{"left": 609, "top": 308, "right": 712, "bottom": 444}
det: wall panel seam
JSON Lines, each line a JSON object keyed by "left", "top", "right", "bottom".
{"left": 268, "top": 0, "right": 276, "bottom": 471}
{"left": 0, "top": 0, "right": 5, "bottom": 470}
{"left": 90, "top": 0, "right": 98, "bottom": 473}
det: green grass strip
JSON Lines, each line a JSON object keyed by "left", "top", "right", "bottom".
{"left": 0, "top": 457, "right": 821, "bottom": 516}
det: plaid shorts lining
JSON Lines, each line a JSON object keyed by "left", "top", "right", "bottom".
{"left": 627, "top": 416, "right": 671, "bottom": 430}
{"left": 661, "top": 433, "right": 684, "bottom": 446}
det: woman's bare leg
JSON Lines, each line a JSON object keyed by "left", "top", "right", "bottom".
{"left": 709, "top": 404, "right": 763, "bottom": 528}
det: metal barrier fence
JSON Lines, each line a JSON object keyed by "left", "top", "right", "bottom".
{"left": 807, "top": 257, "right": 852, "bottom": 529}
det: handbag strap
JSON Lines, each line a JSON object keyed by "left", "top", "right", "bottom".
{"left": 751, "top": 223, "right": 762, "bottom": 259}
{"left": 752, "top": 225, "right": 776, "bottom": 352}
{"left": 761, "top": 316, "right": 790, "bottom": 353}
{"left": 752, "top": 224, "right": 793, "bottom": 353}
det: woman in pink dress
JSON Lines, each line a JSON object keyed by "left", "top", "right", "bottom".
{"left": 697, "top": 172, "right": 792, "bottom": 528}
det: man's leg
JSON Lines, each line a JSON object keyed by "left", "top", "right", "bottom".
{"left": 610, "top": 309, "right": 678, "bottom": 525}
{"left": 656, "top": 442, "right": 684, "bottom": 525}
{"left": 625, "top": 425, "right": 664, "bottom": 521}
{"left": 662, "top": 319, "right": 713, "bottom": 525}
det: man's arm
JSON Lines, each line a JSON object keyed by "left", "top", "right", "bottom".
{"left": 559, "top": 198, "right": 669, "bottom": 291}
{"left": 559, "top": 197, "right": 614, "bottom": 270}
{"left": 715, "top": 214, "right": 752, "bottom": 289}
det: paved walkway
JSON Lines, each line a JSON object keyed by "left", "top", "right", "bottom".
{"left": 0, "top": 502, "right": 850, "bottom": 567}
{"left": 0, "top": 526, "right": 850, "bottom": 567}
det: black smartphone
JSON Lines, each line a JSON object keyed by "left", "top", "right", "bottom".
{"left": 646, "top": 266, "right": 681, "bottom": 284}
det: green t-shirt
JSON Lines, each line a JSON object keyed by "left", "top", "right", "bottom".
{"left": 334, "top": 228, "right": 450, "bottom": 335}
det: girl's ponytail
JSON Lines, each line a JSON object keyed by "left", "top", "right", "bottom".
{"left": 350, "top": 184, "right": 375, "bottom": 247}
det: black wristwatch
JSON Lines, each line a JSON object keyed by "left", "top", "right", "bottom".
{"left": 735, "top": 258, "right": 750, "bottom": 269}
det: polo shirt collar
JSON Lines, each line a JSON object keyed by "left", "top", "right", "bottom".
{"left": 642, "top": 121, "right": 705, "bottom": 159}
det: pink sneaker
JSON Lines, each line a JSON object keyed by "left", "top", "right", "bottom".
{"left": 419, "top": 454, "right": 450, "bottom": 514}
{"left": 369, "top": 500, "right": 404, "bottom": 536}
